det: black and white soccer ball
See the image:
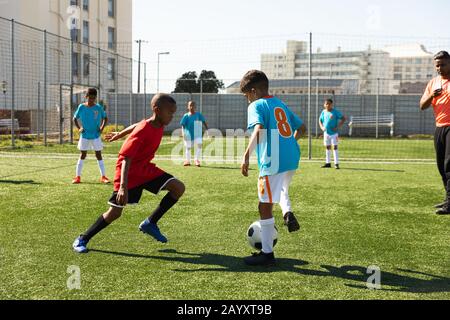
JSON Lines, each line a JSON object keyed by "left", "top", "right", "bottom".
{"left": 247, "top": 221, "right": 278, "bottom": 251}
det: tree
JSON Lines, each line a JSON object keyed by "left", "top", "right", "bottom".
{"left": 173, "top": 71, "right": 199, "bottom": 93}
{"left": 198, "top": 70, "right": 224, "bottom": 93}
{"left": 173, "top": 70, "right": 224, "bottom": 93}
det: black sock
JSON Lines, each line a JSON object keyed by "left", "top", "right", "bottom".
{"left": 80, "top": 216, "right": 110, "bottom": 242}
{"left": 149, "top": 193, "right": 179, "bottom": 224}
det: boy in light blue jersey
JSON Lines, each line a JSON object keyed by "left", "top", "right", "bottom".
{"left": 180, "top": 101, "right": 208, "bottom": 167}
{"left": 72, "top": 88, "right": 110, "bottom": 184}
{"left": 319, "top": 99, "right": 346, "bottom": 169}
{"left": 240, "top": 70, "right": 306, "bottom": 266}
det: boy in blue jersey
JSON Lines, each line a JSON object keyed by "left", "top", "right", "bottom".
{"left": 240, "top": 70, "right": 306, "bottom": 266}
{"left": 319, "top": 99, "right": 346, "bottom": 170}
{"left": 180, "top": 101, "right": 208, "bottom": 167}
{"left": 72, "top": 88, "right": 110, "bottom": 184}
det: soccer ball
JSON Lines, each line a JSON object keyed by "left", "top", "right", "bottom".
{"left": 247, "top": 221, "right": 278, "bottom": 251}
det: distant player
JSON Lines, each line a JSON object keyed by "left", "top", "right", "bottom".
{"left": 240, "top": 70, "right": 306, "bottom": 266}
{"left": 72, "top": 88, "right": 110, "bottom": 184}
{"left": 319, "top": 99, "right": 346, "bottom": 170}
{"left": 73, "top": 94, "right": 185, "bottom": 253}
{"left": 180, "top": 101, "right": 208, "bottom": 167}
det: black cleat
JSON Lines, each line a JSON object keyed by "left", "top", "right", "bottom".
{"left": 244, "top": 251, "right": 276, "bottom": 266}
{"left": 335, "top": 164, "right": 340, "bottom": 170}
{"left": 284, "top": 212, "right": 300, "bottom": 233}
{"left": 321, "top": 163, "right": 332, "bottom": 168}
{"left": 436, "top": 206, "right": 450, "bottom": 215}
{"left": 434, "top": 201, "right": 447, "bottom": 209}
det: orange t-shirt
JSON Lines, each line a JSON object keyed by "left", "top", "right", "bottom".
{"left": 423, "top": 76, "right": 450, "bottom": 127}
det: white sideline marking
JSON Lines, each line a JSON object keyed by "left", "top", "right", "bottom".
{"left": 0, "top": 152, "right": 436, "bottom": 165}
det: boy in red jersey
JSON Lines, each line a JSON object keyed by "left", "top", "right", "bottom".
{"left": 73, "top": 94, "right": 185, "bottom": 253}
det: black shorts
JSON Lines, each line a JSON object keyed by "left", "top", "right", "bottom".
{"left": 108, "top": 173, "right": 175, "bottom": 208}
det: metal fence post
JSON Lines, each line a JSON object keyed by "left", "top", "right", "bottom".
{"left": 115, "top": 54, "right": 119, "bottom": 130}
{"left": 37, "top": 82, "right": 40, "bottom": 140}
{"left": 129, "top": 91, "right": 133, "bottom": 126}
{"left": 376, "top": 78, "right": 380, "bottom": 139}
{"left": 315, "top": 79, "right": 319, "bottom": 137}
{"left": 70, "top": 40, "right": 74, "bottom": 144}
{"left": 44, "top": 30, "right": 48, "bottom": 146}
{"left": 144, "top": 62, "right": 147, "bottom": 119}
{"left": 97, "top": 47, "right": 101, "bottom": 100}
{"left": 308, "top": 32, "right": 312, "bottom": 160}
{"left": 10, "top": 19, "right": 15, "bottom": 147}
{"left": 200, "top": 79, "right": 203, "bottom": 114}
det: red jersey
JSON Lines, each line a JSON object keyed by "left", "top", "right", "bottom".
{"left": 114, "top": 120, "right": 165, "bottom": 191}
{"left": 423, "top": 76, "right": 450, "bottom": 127}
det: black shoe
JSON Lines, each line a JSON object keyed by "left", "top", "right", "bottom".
{"left": 321, "top": 163, "right": 332, "bottom": 168}
{"left": 434, "top": 201, "right": 447, "bottom": 209}
{"left": 244, "top": 251, "right": 276, "bottom": 266}
{"left": 436, "top": 206, "right": 450, "bottom": 215}
{"left": 335, "top": 164, "right": 340, "bottom": 170}
{"left": 284, "top": 212, "right": 300, "bottom": 233}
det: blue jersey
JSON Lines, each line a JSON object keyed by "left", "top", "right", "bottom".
{"left": 74, "top": 103, "right": 107, "bottom": 140}
{"left": 180, "top": 112, "right": 206, "bottom": 141}
{"left": 320, "top": 108, "right": 344, "bottom": 135}
{"left": 247, "top": 96, "right": 303, "bottom": 177}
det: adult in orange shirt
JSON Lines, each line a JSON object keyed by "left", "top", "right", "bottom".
{"left": 420, "top": 51, "right": 450, "bottom": 214}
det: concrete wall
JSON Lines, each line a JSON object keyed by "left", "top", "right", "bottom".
{"left": 105, "top": 93, "right": 436, "bottom": 137}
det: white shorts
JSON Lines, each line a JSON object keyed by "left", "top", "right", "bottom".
{"left": 324, "top": 133, "right": 339, "bottom": 146}
{"left": 78, "top": 137, "right": 103, "bottom": 151}
{"left": 184, "top": 137, "right": 203, "bottom": 148}
{"left": 258, "top": 170, "right": 295, "bottom": 204}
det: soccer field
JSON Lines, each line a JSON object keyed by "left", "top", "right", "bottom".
{"left": 0, "top": 152, "right": 449, "bottom": 300}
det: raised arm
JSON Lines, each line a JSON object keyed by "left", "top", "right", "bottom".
{"left": 420, "top": 89, "right": 442, "bottom": 111}
{"left": 105, "top": 122, "right": 139, "bottom": 142}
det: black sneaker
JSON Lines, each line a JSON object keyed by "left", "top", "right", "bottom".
{"left": 434, "top": 201, "right": 447, "bottom": 209}
{"left": 321, "top": 163, "right": 332, "bottom": 168}
{"left": 335, "top": 164, "right": 340, "bottom": 170}
{"left": 244, "top": 251, "right": 276, "bottom": 266}
{"left": 284, "top": 212, "right": 300, "bottom": 233}
{"left": 436, "top": 206, "right": 450, "bottom": 215}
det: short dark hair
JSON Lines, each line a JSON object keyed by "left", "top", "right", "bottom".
{"left": 151, "top": 93, "right": 176, "bottom": 108}
{"left": 240, "top": 70, "right": 269, "bottom": 93}
{"left": 325, "top": 98, "right": 334, "bottom": 104}
{"left": 86, "top": 88, "right": 97, "bottom": 97}
{"left": 434, "top": 51, "right": 450, "bottom": 60}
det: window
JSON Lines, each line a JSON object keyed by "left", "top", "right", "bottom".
{"left": 108, "top": 27, "right": 115, "bottom": 50}
{"left": 72, "top": 52, "right": 80, "bottom": 77}
{"left": 70, "top": 0, "right": 79, "bottom": 6}
{"left": 70, "top": 28, "right": 79, "bottom": 42}
{"left": 416, "top": 58, "right": 422, "bottom": 64}
{"left": 83, "top": 54, "right": 90, "bottom": 77}
{"left": 108, "top": 0, "right": 115, "bottom": 17}
{"left": 83, "top": 0, "right": 89, "bottom": 10}
{"left": 394, "top": 74, "right": 402, "bottom": 80}
{"left": 82, "top": 21, "right": 89, "bottom": 44}
{"left": 107, "top": 58, "right": 115, "bottom": 80}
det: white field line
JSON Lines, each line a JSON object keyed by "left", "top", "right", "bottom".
{"left": 0, "top": 152, "right": 436, "bottom": 165}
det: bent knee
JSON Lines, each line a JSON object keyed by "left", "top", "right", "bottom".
{"left": 168, "top": 180, "right": 185, "bottom": 199}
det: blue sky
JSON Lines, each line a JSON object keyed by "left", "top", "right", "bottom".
{"left": 133, "top": 0, "right": 450, "bottom": 92}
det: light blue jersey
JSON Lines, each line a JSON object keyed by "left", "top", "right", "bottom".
{"left": 74, "top": 103, "right": 107, "bottom": 140}
{"left": 180, "top": 112, "right": 206, "bottom": 141}
{"left": 320, "top": 108, "right": 344, "bottom": 135}
{"left": 247, "top": 96, "right": 303, "bottom": 177}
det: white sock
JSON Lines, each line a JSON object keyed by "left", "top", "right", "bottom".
{"left": 98, "top": 160, "right": 106, "bottom": 176}
{"left": 326, "top": 150, "right": 331, "bottom": 164}
{"left": 195, "top": 146, "right": 202, "bottom": 161}
{"left": 280, "top": 191, "right": 292, "bottom": 216}
{"left": 260, "top": 218, "right": 276, "bottom": 254}
{"left": 76, "top": 160, "right": 84, "bottom": 177}
{"left": 186, "top": 148, "right": 191, "bottom": 162}
{"left": 333, "top": 149, "right": 339, "bottom": 165}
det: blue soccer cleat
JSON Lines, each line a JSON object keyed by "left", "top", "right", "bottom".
{"left": 139, "top": 221, "right": 168, "bottom": 243}
{"left": 72, "top": 236, "right": 89, "bottom": 253}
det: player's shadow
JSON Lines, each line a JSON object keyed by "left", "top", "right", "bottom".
{"left": 0, "top": 179, "right": 40, "bottom": 185}
{"left": 90, "top": 248, "right": 450, "bottom": 293}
